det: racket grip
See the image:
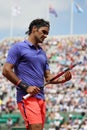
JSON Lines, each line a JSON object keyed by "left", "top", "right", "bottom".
{"left": 23, "top": 87, "right": 43, "bottom": 100}
{"left": 23, "top": 94, "right": 31, "bottom": 99}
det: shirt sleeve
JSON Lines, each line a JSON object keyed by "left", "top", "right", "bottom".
{"left": 6, "top": 44, "right": 21, "bottom": 65}
{"left": 45, "top": 56, "right": 50, "bottom": 71}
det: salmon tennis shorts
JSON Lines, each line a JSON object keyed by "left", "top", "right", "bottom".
{"left": 18, "top": 97, "right": 46, "bottom": 128}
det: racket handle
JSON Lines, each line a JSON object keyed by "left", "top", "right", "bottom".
{"left": 23, "top": 87, "right": 43, "bottom": 100}
{"left": 23, "top": 94, "right": 31, "bottom": 99}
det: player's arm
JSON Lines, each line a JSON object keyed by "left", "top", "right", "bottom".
{"left": 44, "top": 70, "right": 72, "bottom": 84}
{"left": 2, "top": 63, "right": 40, "bottom": 95}
{"left": 2, "top": 62, "right": 19, "bottom": 85}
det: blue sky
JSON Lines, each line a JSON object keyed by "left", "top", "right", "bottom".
{"left": 0, "top": 0, "right": 87, "bottom": 40}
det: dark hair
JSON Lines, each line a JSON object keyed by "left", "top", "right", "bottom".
{"left": 25, "top": 18, "right": 50, "bottom": 35}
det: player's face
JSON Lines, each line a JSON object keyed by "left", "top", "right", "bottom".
{"left": 34, "top": 26, "right": 49, "bottom": 43}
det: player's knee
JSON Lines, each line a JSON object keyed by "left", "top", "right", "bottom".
{"left": 35, "top": 124, "right": 42, "bottom": 130}
{"left": 28, "top": 123, "right": 42, "bottom": 130}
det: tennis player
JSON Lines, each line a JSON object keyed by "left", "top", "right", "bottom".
{"left": 2, "top": 18, "right": 72, "bottom": 130}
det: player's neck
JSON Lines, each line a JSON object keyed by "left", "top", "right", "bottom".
{"left": 28, "top": 36, "right": 38, "bottom": 48}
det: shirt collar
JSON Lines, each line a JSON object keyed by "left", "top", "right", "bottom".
{"left": 24, "top": 39, "right": 42, "bottom": 50}
{"left": 24, "top": 39, "right": 33, "bottom": 47}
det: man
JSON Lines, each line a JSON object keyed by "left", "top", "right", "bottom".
{"left": 2, "top": 18, "right": 72, "bottom": 130}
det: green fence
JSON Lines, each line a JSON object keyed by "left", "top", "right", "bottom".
{"left": 11, "top": 126, "right": 26, "bottom": 130}
{"left": 0, "top": 111, "right": 85, "bottom": 130}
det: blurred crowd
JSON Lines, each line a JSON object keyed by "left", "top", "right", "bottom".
{"left": 0, "top": 35, "right": 87, "bottom": 129}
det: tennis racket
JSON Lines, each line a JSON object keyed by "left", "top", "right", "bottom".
{"left": 23, "top": 61, "right": 82, "bottom": 99}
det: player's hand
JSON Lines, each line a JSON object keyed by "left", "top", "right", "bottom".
{"left": 26, "top": 86, "right": 40, "bottom": 95}
{"left": 64, "top": 71, "right": 72, "bottom": 81}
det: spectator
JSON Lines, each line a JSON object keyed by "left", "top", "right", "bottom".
{"left": 6, "top": 117, "right": 13, "bottom": 129}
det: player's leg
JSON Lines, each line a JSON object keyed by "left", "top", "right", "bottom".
{"left": 17, "top": 97, "right": 46, "bottom": 130}
{"left": 27, "top": 124, "right": 42, "bottom": 130}
{"left": 27, "top": 99, "right": 46, "bottom": 130}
